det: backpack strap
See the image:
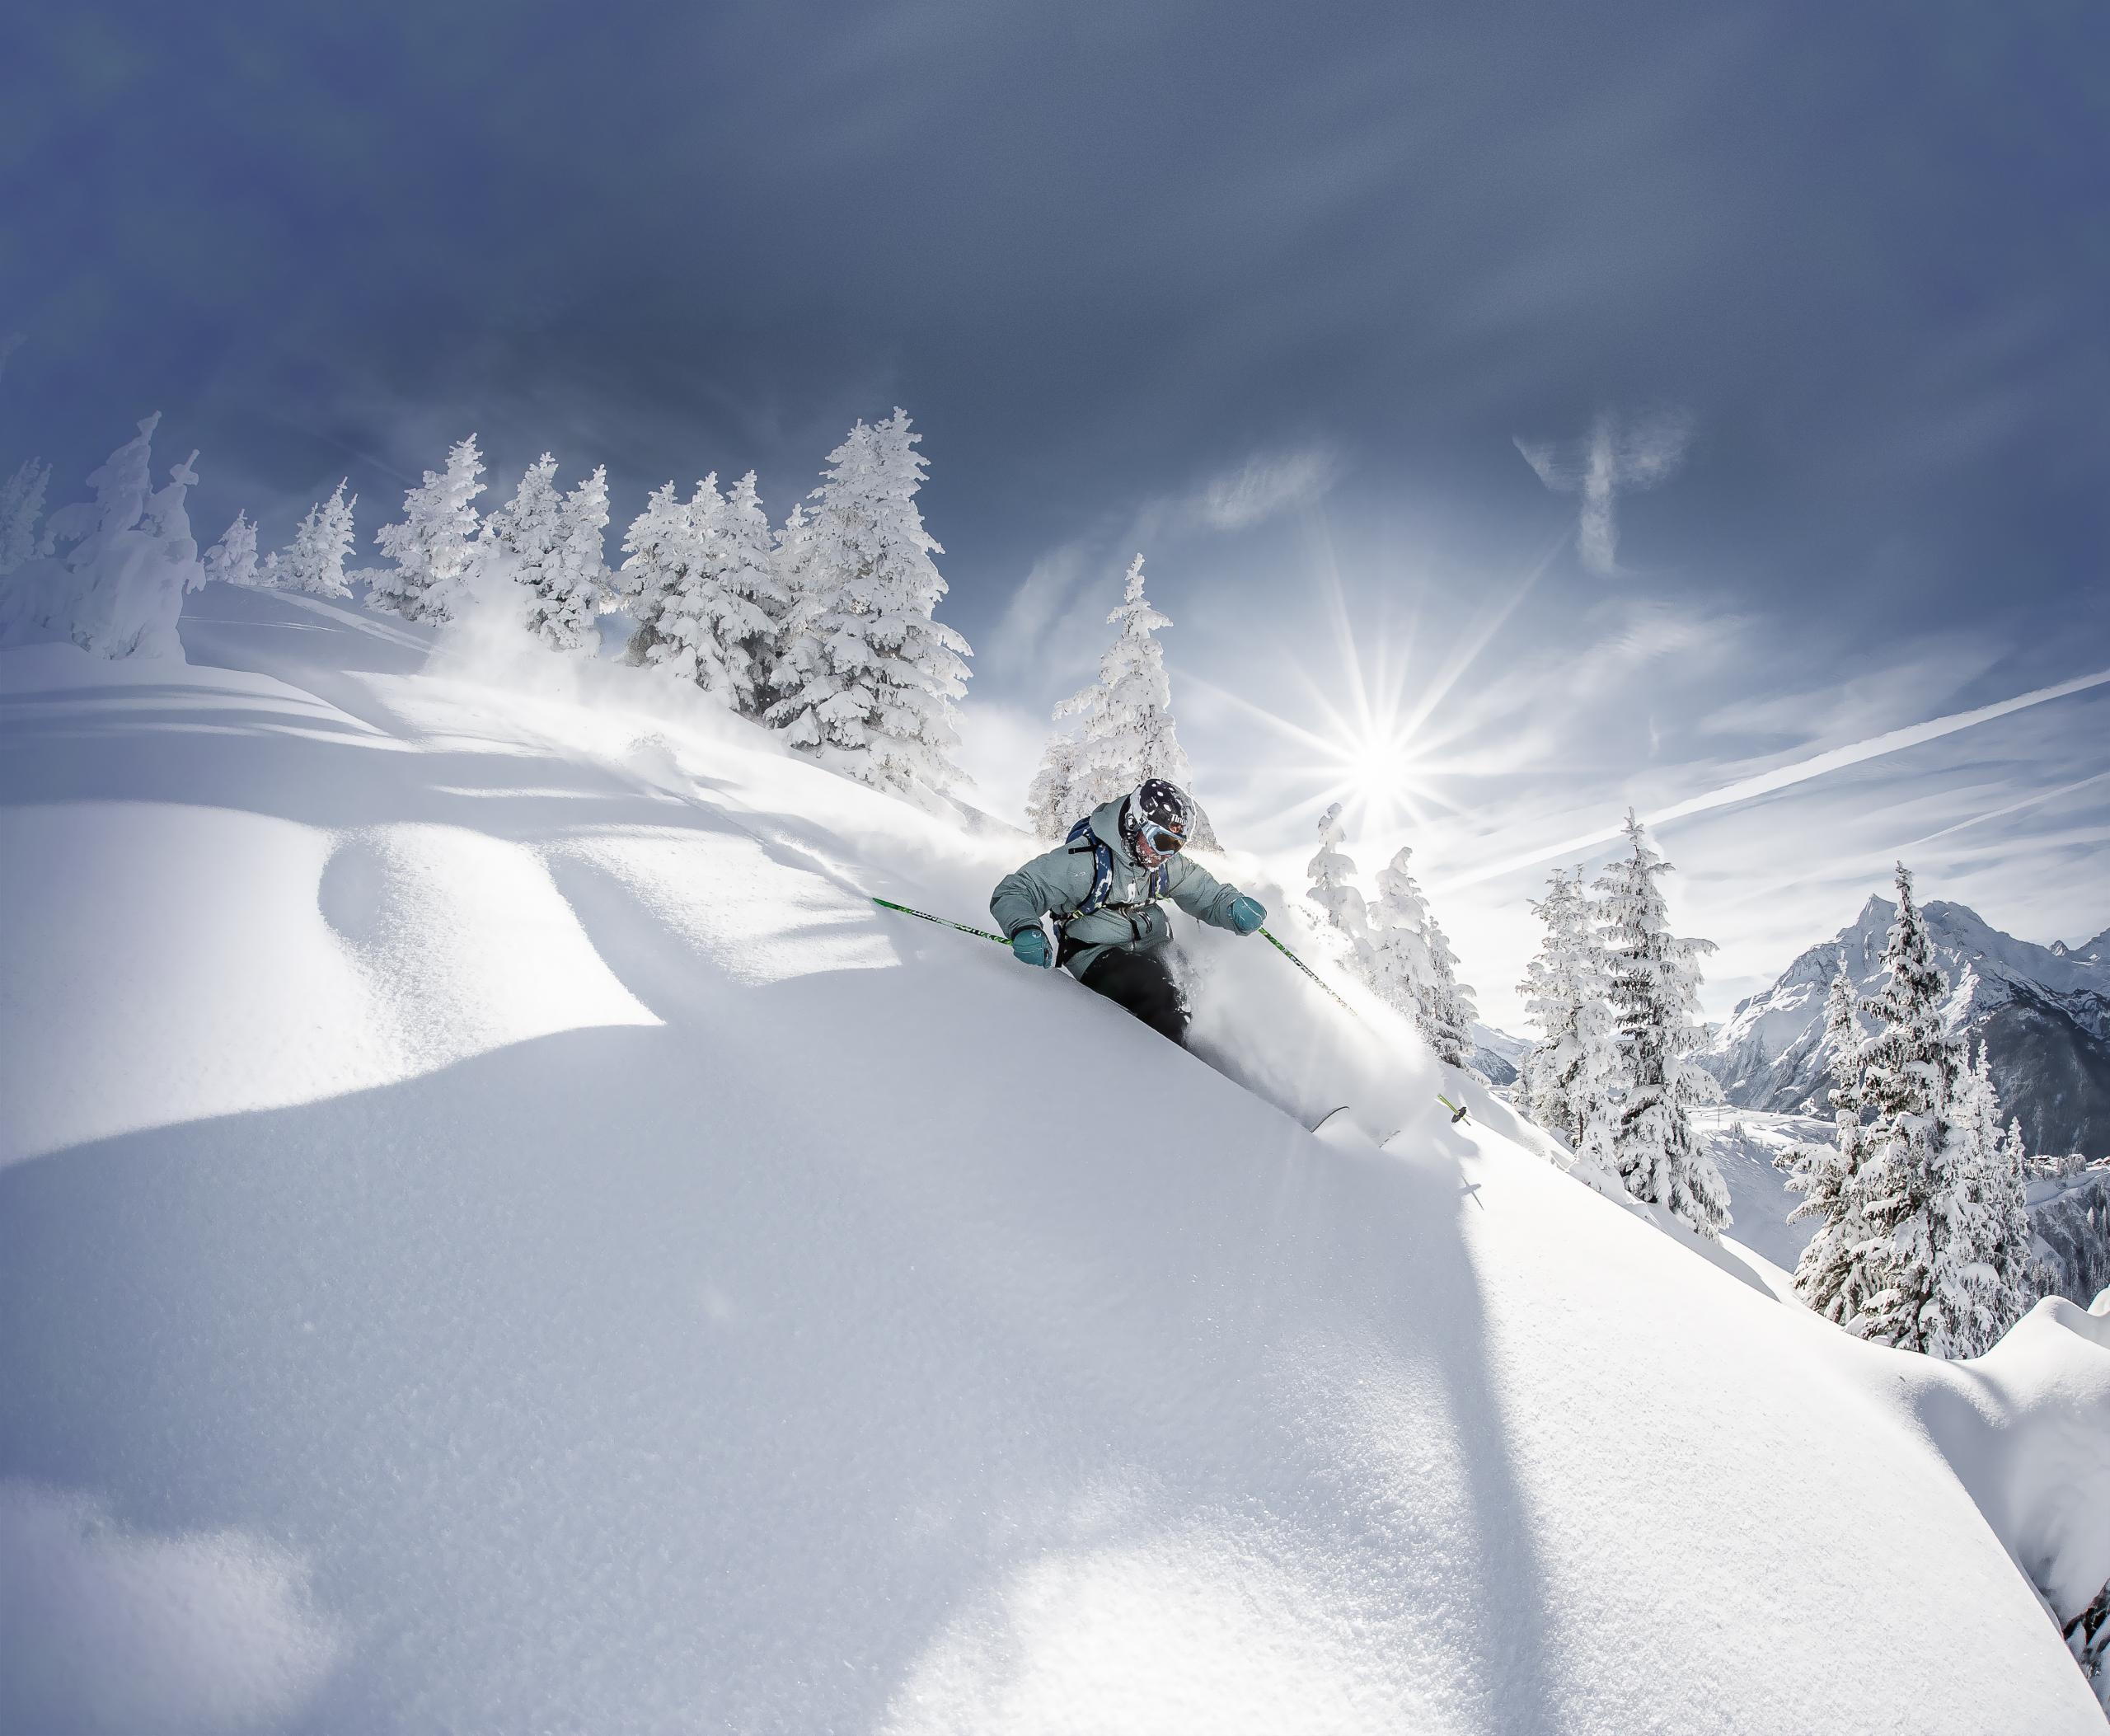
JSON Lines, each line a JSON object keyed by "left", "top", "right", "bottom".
{"left": 1054, "top": 814, "right": 1116, "bottom": 938}
{"left": 1053, "top": 814, "right": 1168, "bottom": 942}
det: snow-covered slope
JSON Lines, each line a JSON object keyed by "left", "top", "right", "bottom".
{"left": 1702, "top": 894, "right": 2110, "bottom": 1158}
{"left": 1, "top": 583, "right": 2103, "bottom": 1733}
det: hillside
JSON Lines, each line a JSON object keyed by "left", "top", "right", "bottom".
{"left": 1, "top": 582, "right": 2105, "bottom": 1732}
{"left": 1702, "top": 894, "right": 2110, "bottom": 1159}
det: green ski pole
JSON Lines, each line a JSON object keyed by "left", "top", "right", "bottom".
{"left": 1257, "top": 926, "right": 1362, "bottom": 1021}
{"left": 872, "top": 897, "right": 1008, "bottom": 945}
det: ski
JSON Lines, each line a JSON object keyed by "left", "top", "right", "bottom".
{"left": 1309, "top": 1105, "right": 1353, "bottom": 1134}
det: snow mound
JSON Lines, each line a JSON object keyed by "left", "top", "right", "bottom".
{"left": 1873, "top": 1290, "right": 2110, "bottom": 1621}
{"left": 0, "top": 582, "right": 2103, "bottom": 1732}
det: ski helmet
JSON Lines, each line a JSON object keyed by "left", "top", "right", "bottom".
{"left": 1120, "top": 777, "right": 1193, "bottom": 857}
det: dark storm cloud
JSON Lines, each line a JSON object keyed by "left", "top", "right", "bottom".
{"left": 5, "top": 0, "right": 2105, "bottom": 655}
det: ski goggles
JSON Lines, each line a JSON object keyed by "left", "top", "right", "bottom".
{"left": 1132, "top": 818, "right": 1187, "bottom": 855}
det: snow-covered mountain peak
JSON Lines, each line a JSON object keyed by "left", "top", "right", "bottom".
{"left": 1703, "top": 890, "right": 2110, "bottom": 1158}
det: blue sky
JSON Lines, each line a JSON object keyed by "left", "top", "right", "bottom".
{"left": 7, "top": 1, "right": 2107, "bottom": 1022}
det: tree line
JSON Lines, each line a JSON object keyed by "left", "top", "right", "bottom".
{"left": 2, "top": 411, "right": 976, "bottom": 800}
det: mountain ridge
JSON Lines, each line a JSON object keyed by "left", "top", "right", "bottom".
{"left": 1700, "top": 894, "right": 2110, "bottom": 1158}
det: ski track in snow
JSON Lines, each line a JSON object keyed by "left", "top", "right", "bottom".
{"left": 0, "top": 581, "right": 2102, "bottom": 1734}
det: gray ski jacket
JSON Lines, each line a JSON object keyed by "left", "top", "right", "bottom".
{"left": 989, "top": 798, "right": 1249, "bottom": 979}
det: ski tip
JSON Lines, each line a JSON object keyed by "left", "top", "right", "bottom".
{"left": 1309, "top": 1105, "right": 1353, "bottom": 1134}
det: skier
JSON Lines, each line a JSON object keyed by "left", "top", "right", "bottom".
{"left": 989, "top": 778, "right": 1267, "bottom": 1044}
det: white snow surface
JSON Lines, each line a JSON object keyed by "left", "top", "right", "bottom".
{"left": 0, "top": 580, "right": 2102, "bottom": 1733}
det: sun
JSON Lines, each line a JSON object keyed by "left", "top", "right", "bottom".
{"left": 1324, "top": 725, "right": 1437, "bottom": 838}
{"left": 1179, "top": 520, "right": 1566, "bottom": 852}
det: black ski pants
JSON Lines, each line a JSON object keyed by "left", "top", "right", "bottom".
{"left": 1077, "top": 945, "right": 1189, "bottom": 1046}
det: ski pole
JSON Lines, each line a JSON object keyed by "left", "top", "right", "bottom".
{"left": 1257, "top": 926, "right": 1362, "bottom": 1021}
{"left": 871, "top": 897, "right": 1008, "bottom": 945}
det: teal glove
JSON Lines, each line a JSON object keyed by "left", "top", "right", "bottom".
{"left": 1010, "top": 927, "right": 1053, "bottom": 968}
{"left": 1229, "top": 894, "right": 1266, "bottom": 936}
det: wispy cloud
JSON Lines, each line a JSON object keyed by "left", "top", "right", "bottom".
{"left": 989, "top": 443, "right": 1340, "bottom": 685}
{"left": 986, "top": 542, "right": 1095, "bottom": 678}
{"left": 1447, "top": 661, "right": 2110, "bottom": 889}
{"left": 1516, "top": 409, "right": 1694, "bottom": 575}
{"left": 1190, "top": 447, "right": 1339, "bottom": 531}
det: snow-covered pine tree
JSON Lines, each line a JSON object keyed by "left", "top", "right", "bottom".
{"left": 1779, "top": 966, "right": 1880, "bottom": 1324}
{"left": 486, "top": 453, "right": 559, "bottom": 547}
{"left": 44, "top": 415, "right": 159, "bottom": 562}
{"left": 1952, "top": 1044, "right": 2039, "bottom": 1350}
{"left": 705, "top": 471, "right": 788, "bottom": 716}
{"left": 1847, "top": 863, "right": 1990, "bottom": 1356}
{"left": 1024, "top": 734, "right": 1081, "bottom": 840}
{"left": 1306, "top": 803, "right": 1376, "bottom": 978}
{"left": 765, "top": 411, "right": 972, "bottom": 795}
{"left": 532, "top": 464, "right": 609, "bottom": 650}
{"left": 139, "top": 448, "right": 207, "bottom": 591}
{"left": 1368, "top": 845, "right": 1479, "bottom": 1068}
{"left": 1040, "top": 553, "right": 1220, "bottom": 846}
{"left": 279, "top": 481, "right": 359, "bottom": 598}
{"left": 202, "top": 511, "right": 260, "bottom": 587}
{"left": 1594, "top": 809, "right": 1729, "bottom": 1237}
{"left": 618, "top": 479, "right": 701, "bottom": 660}
{"left": 1995, "top": 1116, "right": 2039, "bottom": 1317}
{"left": 479, "top": 453, "right": 600, "bottom": 645}
{"left": 621, "top": 473, "right": 786, "bottom": 712}
{"left": 372, "top": 434, "right": 485, "bottom": 622}
{"left": 0, "top": 457, "right": 51, "bottom": 573}
{"left": 1517, "top": 866, "right": 1620, "bottom": 1181}
{"left": 3, "top": 414, "right": 202, "bottom": 657}
{"left": 764, "top": 500, "right": 818, "bottom": 706}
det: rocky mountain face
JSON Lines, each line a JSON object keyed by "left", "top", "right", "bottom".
{"left": 1700, "top": 897, "right": 2110, "bottom": 1160}
{"left": 1469, "top": 1021, "right": 1527, "bottom": 1087}
{"left": 2031, "top": 1164, "right": 2110, "bottom": 1305}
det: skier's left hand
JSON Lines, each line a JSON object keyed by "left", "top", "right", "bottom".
{"left": 1229, "top": 894, "right": 1266, "bottom": 935}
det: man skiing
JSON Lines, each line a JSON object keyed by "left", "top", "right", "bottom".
{"left": 990, "top": 778, "right": 1267, "bottom": 1044}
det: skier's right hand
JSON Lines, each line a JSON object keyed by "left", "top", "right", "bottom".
{"left": 1009, "top": 927, "right": 1052, "bottom": 969}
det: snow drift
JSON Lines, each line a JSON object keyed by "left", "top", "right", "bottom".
{"left": 0, "top": 580, "right": 2103, "bottom": 1732}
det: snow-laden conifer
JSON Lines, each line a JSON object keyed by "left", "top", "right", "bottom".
{"left": 486, "top": 454, "right": 562, "bottom": 575}
{"left": 1517, "top": 866, "right": 1620, "bottom": 1184}
{"left": 140, "top": 448, "right": 207, "bottom": 591}
{"left": 1994, "top": 1117, "right": 2038, "bottom": 1316}
{"left": 762, "top": 500, "right": 818, "bottom": 710}
{"left": 0, "top": 457, "right": 51, "bottom": 574}
{"left": 619, "top": 480, "right": 699, "bottom": 659}
{"left": 478, "top": 454, "right": 606, "bottom": 650}
{"left": 1779, "top": 967, "right": 1879, "bottom": 1323}
{"left": 706, "top": 472, "right": 788, "bottom": 714}
{"left": 1, "top": 415, "right": 203, "bottom": 657}
{"left": 1368, "top": 846, "right": 1478, "bottom": 1068}
{"left": 1847, "top": 864, "right": 1993, "bottom": 1356}
{"left": 766, "top": 411, "right": 972, "bottom": 795}
{"left": 372, "top": 434, "right": 485, "bottom": 622}
{"left": 279, "top": 481, "right": 359, "bottom": 598}
{"left": 1306, "top": 803, "right": 1375, "bottom": 977}
{"left": 45, "top": 416, "right": 159, "bottom": 560}
{"left": 1024, "top": 734, "right": 1081, "bottom": 840}
{"left": 1594, "top": 809, "right": 1729, "bottom": 1237}
{"left": 1948, "top": 1044, "right": 2040, "bottom": 1351}
{"left": 621, "top": 472, "right": 786, "bottom": 712}
{"left": 1039, "top": 553, "right": 1219, "bottom": 845}
{"left": 536, "top": 464, "right": 610, "bottom": 650}
{"left": 202, "top": 510, "right": 261, "bottom": 587}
